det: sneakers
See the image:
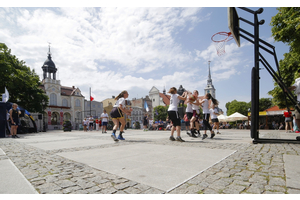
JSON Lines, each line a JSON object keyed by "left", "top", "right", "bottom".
{"left": 111, "top": 133, "right": 119, "bottom": 142}
{"left": 12, "top": 135, "right": 15, "bottom": 138}
{"left": 296, "top": 130, "right": 300, "bottom": 133}
{"left": 175, "top": 136, "right": 185, "bottom": 142}
{"left": 15, "top": 135, "right": 20, "bottom": 138}
{"left": 187, "top": 131, "right": 192, "bottom": 137}
{"left": 217, "top": 132, "right": 221, "bottom": 134}
{"left": 170, "top": 136, "right": 185, "bottom": 142}
{"left": 117, "top": 133, "right": 125, "bottom": 140}
{"left": 169, "top": 136, "right": 176, "bottom": 141}
{"left": 211, "top": 133, "right": 215, "bottom": 139}
{"left": 202, "top": 134, "right": 208, "bottom": 140}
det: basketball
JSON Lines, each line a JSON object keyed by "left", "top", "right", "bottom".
{"left": 188, "top": 94, "right": 196, "bottom": 101}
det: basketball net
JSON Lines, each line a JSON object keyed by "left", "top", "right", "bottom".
{"left": 211, "top": 32, "right": 233, "bottom": 56}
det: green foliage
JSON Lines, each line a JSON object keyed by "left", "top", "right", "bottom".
{"left": 226, "top": 98, "right": 274, "bottom": 116}
{"left": 271, "top": 7, "right": 300, "bottom": 54}
{"left": 226, "top": 100, "right": 251, "bottom": 116}
{"left": 0, "top": 43, "right": 49, "bottom": 113}
{"left": 268, "top": 8, "right": 300, "bottom": 109}
{"left": 153, "top": 105, "right": 168, "bottom": 121}
{"left": 259, "top": 98, "right": 274, "bottom": 111}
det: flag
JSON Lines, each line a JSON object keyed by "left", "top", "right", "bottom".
{"left": 90, "top": 96, "right": 94, "bottom": 101}
{"left": 2, "top": 87, "right": 9, "bottom": 102}
{"left": 144, "top": 101, "right": 149, "bottom": 112}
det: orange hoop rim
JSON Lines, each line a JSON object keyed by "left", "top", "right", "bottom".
{"left": 211, "top": 32, "right": 233, "bottom": 43}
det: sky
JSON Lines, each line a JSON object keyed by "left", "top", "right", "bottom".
{"left": 1, "top": 1, "right": 299, "bottom": 115}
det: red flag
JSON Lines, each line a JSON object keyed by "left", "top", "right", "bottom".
{"left": 90, "top": 96, "right": 94, "bottom": 101}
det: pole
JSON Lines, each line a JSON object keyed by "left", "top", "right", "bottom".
{"left": 90, "top": 87, "right": 91, "bottom": 117}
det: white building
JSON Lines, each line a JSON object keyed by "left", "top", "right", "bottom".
{"left": 40, "top": 46, "right": 85, "bottom": 130}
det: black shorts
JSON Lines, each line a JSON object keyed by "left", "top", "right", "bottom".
{"left": 110, "top": 107, "right": 124, "bottom": 119}
{"left": 186, "top": 112, "right": 193, "bottom": 120}
{"left": 167, "top": 111, "right": 181, "bottom": 127}
{"left": 10, "top": 118, "right": 19, "bottom": 126}
{"left": 211, "top": 118, "right": 219, "bottom": 123}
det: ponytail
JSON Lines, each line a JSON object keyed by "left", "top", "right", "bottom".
{"left": 115, "top": 90, "right": 128, "bottom": 100}
{"left": 206, "top": 93, "right": 219, "bottom": 106}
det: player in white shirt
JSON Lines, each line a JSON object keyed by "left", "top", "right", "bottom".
{"left": 110, "top": 90, "right": 132, "bottom": 141}
{"left": 167, "top": 87, "right": 187, "bottom": 142}
{"left": 199, "top": 93, "right": 219, "bottom": 140}
{"left": 210, "top": 105, "right": 220, "bottom": 134}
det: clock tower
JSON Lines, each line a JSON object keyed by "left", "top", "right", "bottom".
{"left": 204, "top": 61, "right": 216, "bottom": 98}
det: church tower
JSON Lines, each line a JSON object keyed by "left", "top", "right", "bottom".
{"left": 42, "top": 44, "right": 57, "bottom": 80}
{"left": 204, "top": 61, "right": 216, "bottom": 98}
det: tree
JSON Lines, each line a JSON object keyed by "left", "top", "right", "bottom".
{"left": 226, "top": 100, "right": 251, "bottom": 116}
{"left": 259, "top": 98, "right": 274, "bottom": 111}
{"left": 153, "top": 105, "right": 168, "bottom": 121}
{"left": 271, "top": 7, "right": 300, "bottom": 54}
{"left": 0, "top": 43, "right": 49, "bottom": 113}
{"left": 268, "top": 8, "right": 300, "bottom": 109}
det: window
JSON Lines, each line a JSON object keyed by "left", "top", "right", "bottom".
{"left": 75, "top": 99, "right": 80, "bottom": 107}
{"left": 62, "top": 99, "right": 68, "bottom": 107}
{"left": 50, "top": 93, "right": 57, "bottom": 106}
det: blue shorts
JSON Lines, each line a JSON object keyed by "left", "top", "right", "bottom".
{"left": 102, "top": 122, "right": 108, "bottom": 126}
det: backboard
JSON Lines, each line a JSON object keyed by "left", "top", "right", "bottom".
{"left": 228, "top": 7, "right": 240, "bottom": 47}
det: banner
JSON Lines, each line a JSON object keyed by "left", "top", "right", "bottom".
{"left": 48, "top": 109, "right": 51, "bottom": 125}
{"left": 60, "top": 109, "right": 64, "bottom": 125}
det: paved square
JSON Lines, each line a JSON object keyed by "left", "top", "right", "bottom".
{"left": 27, "top": 138, "right": 113, "bottom": 151}
{"left": 57, "top": 143, "right": 236, "bottom": 191}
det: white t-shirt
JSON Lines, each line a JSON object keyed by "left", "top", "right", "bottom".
{"left": 186, "top": 102, "right": 193, "bottom": 113}
{"left": 83, "top": 119, "right": 89, "bottom": 125}
{"left": 114, "top": 97, "right": 126, "bottom": 108}
{"left": 168, "top": 94, "right": 179, "bottom": 111}
{"left": 202, "top": 99, "right": 210, "bottom": 114}
{"left": 192, "top": 100, "right": 200, "bottom": 111}
{"left": 89, "top": 117, "right": 94, "bottom": 123}
{"left": 293, "top": 77, "right": 300, "bottom": 101}
{"left": 210, "top": 108, "right": 218, "bottom": 119}
{"left": 101, "top": 113, "right": 109, "bottom": 122}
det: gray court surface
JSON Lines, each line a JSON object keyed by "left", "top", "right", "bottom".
{"left": 57, "top": 143, "right": 236, "bottom": 191}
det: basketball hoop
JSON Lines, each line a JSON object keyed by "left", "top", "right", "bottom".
{"left": 211, "top": 32, "right": 234, "bottom": 56}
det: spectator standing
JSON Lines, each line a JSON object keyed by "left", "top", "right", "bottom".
{"left": 101, "top": 110, "right": 109, "bottom": 133}
{"left": 143, "top": 114, "right": 148, "bottom": 131}
{"left": 89, "top": 115, "right": 94, "bottom": 131}
{"left": 9, "top": 103, "right": 21, "bottom": 138}
{"left": 82, "top": 118, "right": 88, "bottom": 132}
{"left": 283, "top": 110, "right": 293, "bottom": 133}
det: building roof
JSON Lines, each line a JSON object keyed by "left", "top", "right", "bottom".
{"left": 159, "top": 93, "right": 170, "bottom": 105}
{"left": 265, "top": 105, "right": 293, "bottom": 112}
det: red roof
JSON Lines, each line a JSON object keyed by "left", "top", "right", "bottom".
{"left": 265, "top": 105, "right": 293, "bottom": 112}
{"left": 159, "top": 93, "right": 171, "bottom": 105}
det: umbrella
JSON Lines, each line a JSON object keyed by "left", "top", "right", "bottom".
{"left": 217, "top": 114, "right": 229, "bottom": 122}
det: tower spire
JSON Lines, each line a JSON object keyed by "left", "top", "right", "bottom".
{"left": 207, "top": 61, "right": 212, "bottom": 85}
{"left": 48, "top": 42, "right": 52, "bottom": 57}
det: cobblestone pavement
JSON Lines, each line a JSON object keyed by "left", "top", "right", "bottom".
{"left": 1, "top": 130, "right": 300, "bottom": 194}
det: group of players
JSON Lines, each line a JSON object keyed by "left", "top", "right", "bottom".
{"left": 109, "top": 88, "right": 220, "bottom": 142}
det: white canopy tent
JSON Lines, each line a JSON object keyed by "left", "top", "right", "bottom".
{"left": 217, "top": 114, "right": 230, "bottom": 122}
{"left": 227, "top": 112, "right": 248, "bottom": 122}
